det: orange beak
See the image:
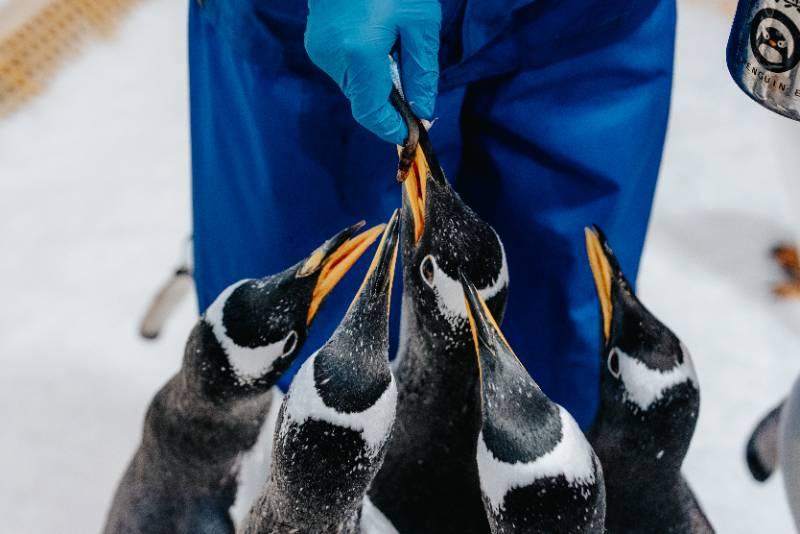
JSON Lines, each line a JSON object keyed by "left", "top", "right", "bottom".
{"left": 303, "top": 223, "right": 386, "bottom": 324}
{"left": 584, "top": 227, "right": 614, "bottom": 344}
{"left": 398, "top": 144, "right": 430, "bottom": 243}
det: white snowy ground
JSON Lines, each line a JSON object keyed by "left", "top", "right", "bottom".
{"left": 1, "top": 1, "right": 799, "bottom": 532}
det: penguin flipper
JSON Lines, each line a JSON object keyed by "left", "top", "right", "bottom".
{"left": 746, "top": 401, "right": 785, "bottom": 482}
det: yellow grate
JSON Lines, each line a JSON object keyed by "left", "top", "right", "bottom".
{"left": 0, "top": 0, "right": 142, "bottom": 117}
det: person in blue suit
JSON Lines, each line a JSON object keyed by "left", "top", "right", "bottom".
{"left": 188, "top": 0, "right": 676, "bottom": 427}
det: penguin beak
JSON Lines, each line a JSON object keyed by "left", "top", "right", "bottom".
{"left": 585, "top": 225, "right": 617, "bottom": 345}
{"left": 401, "top": 145, "right": 430, "bottom": 244}
{"left": 461, "top": 274, "right": 520, "bottom": 371}
{"left": 391, "top": 88, "right": 446, "bottom": 245}
{"left": 348, "top": 209, "right": 401, "bottom": 310}
{"left": 303, "top": 221, "right": 387, "bottom": 324}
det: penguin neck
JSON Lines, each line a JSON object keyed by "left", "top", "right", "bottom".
{"left": 589, "top": 397, "right": 690, "bottom": 486}
{"left": 395, "top": 291, "right": 481, "bottom": 414}
{"left": 141, "top": 321, "right": 275, "bottom": 467}
{"left": 141, "top": 373, "right": 273, "bottom": 482}
{"left": 602, "top": 470, "right": 696, "bottom": 532}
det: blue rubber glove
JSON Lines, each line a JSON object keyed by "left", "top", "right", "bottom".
{"left": 305, "top": 0, "right": 441, "bottom": 144}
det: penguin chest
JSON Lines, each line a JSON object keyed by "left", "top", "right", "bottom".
{"left": 275, "top": 418, "right": 380, "bottom": 510}
{"left": 488, "top": 474, "right": 606, "bottom": 534}
{"left": 476, "top": 409, "right": 605, "bottom": 534}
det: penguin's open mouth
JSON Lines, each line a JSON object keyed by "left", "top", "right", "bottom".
{"left": 303, "top": 222, "right": 386, "bottom": 324}
{"left": 402, "top": 145, "right": 430, "bottom": 243}
{"left": 585, "top": 226, "right": 614, "bottom": 344}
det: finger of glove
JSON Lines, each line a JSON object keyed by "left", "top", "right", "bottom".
{"left": 343, "top": 52, "right": 408, "bottom": 144}
{"left": 305, "top": 17, "right": 406, "bottom": 144}
{"left": 399, "top": 13, "right": 441, "bottom": 119}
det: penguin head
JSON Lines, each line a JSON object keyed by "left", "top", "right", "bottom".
{"left": 310, "top": 209, "right": 400, "bottom": 416}
{"left": 278, "top": 211, "right": 400, "bottom": 472}
{"left": 399, "top": 139, "right": 509, "bottom": 355}
{"left": 266, "top": 215, "right": 400, "bottom": 526}
{"left": 462, "top": 276, "right": 601, "bottom": 518}
{"left": 758, "top": 26, "right": 789, "bottom": 60}
{"left": 185, "top": 221, "right": 385, "bottom": 403}
{"left": 585, "top": 226, "right": 699, "bottom": 464}
{"left": 462, "top": 275, "right": 562, "bottom": 462}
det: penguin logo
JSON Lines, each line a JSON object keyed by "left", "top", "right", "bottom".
{"left": 750, "top": 8, "right": 800, "bottom": 73}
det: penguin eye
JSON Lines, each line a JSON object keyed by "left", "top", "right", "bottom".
{"left": 282, "top": 330, "right": 298, "bottom": 357}
{"left": 607, "top": 349, "right": 621, "bottom": 379}
{"left": 420, "top": 255, "right": 435, "bottom": 288}
{"left": 779, "top": 40, "right": 787, "bottom": 48}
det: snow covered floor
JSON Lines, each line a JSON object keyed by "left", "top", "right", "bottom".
{"left": 1, "top": 1, "right": 799, "bottom": 532}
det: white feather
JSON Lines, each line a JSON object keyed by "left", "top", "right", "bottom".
{"left": 424, "top": 236, "right": 509, "bottom": 327}
{"left": 281, "top": 352, "right": 397, "bottom": 455}
{"left": 476, "top": 407, "right": 596, "bottom": 512}
{"left": 204, "top": 280, "right": 294, "bottom": 383}
{"left": 616, "top": 343, "right": 698, "bottom": 411}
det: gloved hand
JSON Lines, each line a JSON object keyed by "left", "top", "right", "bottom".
{"left": 305, "top": 0, "right": 441, "bottom": 145}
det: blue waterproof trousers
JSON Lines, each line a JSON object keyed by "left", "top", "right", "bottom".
{"left": 188, "top": 0, "right": 676, "bottom": 427}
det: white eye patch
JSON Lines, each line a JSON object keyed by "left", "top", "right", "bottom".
{"left": 612, "top": 345, "right": 698, "bottom": 411}
{"left": 419, "top": 237, "right": 509, "bottom": 328}
{"left": 204, "top": 280, "right": 298, "bottom": 384}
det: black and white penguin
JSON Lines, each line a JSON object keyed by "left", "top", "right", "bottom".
{"left": 369, "top": 92, "right": 509, "bottom": 533}
{"left": 242, "top": 210, "right": 401, "bottom": 534}
{"left": 102, "top": 221, "right": 385, "bottom": 534}
{"left": 756, "top": 26, "right": 790, "bottom": 66}
{"left": 584, "top": 226, "right": 714, "bottom": 534}
{"left": 462, "top": 276, "right": 606, "bottom": 534}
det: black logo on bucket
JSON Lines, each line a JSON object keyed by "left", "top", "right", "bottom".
{"left": 750, "top": 8, "right": 800, "bottom": 72}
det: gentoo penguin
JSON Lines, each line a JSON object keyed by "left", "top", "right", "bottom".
{"left": 778, "top": 375, "right": 800, "bottom": 530}
{"left": 746, "top": 400, "right": 784, "bottom": 482}
{"left": 242, "top": 210, "right": 400, "bottom": 534}
{"left": 584, "top": 226, "right": 714, "bottom": 534}
{"left": 462, "top": 276, "right": 606, "bottom": 534}
{"left": 103, "top": 221, "right": 384, "bottom": 534}
{"left": 369, "top": 91, "right": 509, "bottom": 533}
{"left": 746, "top": 375, "right": 800, "bottom": 531}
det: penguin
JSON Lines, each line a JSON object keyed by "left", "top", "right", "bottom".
{"left": 102, "top": 220, "right": 385, "bottom": 534}
{"left": 756, "top": 26, "right": 790, "bottom": 66}
{"left": 746, "top": 400, "right": 784, "bottom": 482}
{"left": 462, "top": 276, "right": 606, "bottom": 534}
{"left": 778, "top": 375, "right": 800, "bottom": 531}
{"left": 241, "top": 210, "right": 401, "bottom": 534}
{"left": 584, "top": 226, "right": 714, "bottom": 534}
{"left": 746, "top": 377, "right": 800, "bottom": 532}
{"left": 368, "top": 89, "right": 510, "bottom": 533}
